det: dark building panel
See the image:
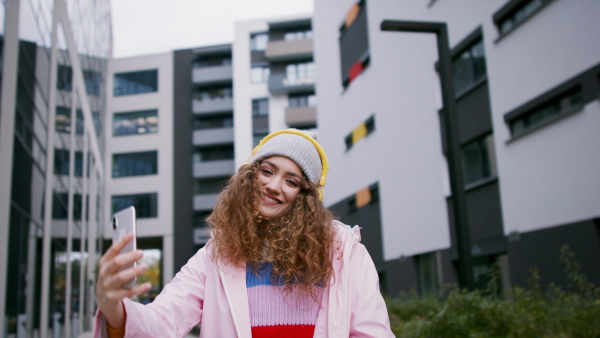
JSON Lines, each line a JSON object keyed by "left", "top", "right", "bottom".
{"left": 508, "top": 219, "right": 600, "bottom": 289}
{"left": 251, "top": 51, "right": 268, "bottom": 65}
{"left": 328, "top": 186, "right": 384, "bottom": 267}
{"left": 384, "top": 257, "right": 418, "bottom": 297}
{"left": 172, "top": 49, "right": 195, "bottom": 273}
{"left": 456, "top": 81, "right": 492, "bottom": 144}
{"left": 466, "top": 181, "right": 504, "bottom": 241}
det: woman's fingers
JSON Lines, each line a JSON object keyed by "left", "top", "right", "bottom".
{"left": 104, "top": 264, "right": 148, "bottom": 291}
{"left": 105, "top": 282, "right": 152, "bottom": 302}
{"left": 100, "top": 249, "right": 143, "bottom": 277}
{"left": 99, "top": 233, "right": 134, "bottom": 265}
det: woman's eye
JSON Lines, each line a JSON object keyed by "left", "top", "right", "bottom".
{"left": 261, "top": 169, "right": 272, "bottom": 176}
{"left": 287, "top": 179, "right": 299, "bottom": 187}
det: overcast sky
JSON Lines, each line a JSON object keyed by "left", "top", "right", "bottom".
{"left": 111, "top": 0, "right": 314, "bottom": 58}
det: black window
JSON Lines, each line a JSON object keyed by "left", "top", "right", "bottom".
{"left": 509, "top": 87, "right": 583, "bottom": 137}
{"left": 252, "top": 98, "right": 269, "bottom": 116}
{"left": 339, "top": 0, "right": 370, "bottom": 88}
{"left": 192, "top": 115, "right": 233, "bottom": 130}
{"left": 52, "top": 193, "right": 84, "bottom": 220}
{"left": 253, "top": 132, "right": 268, "bottom": 148}
{"left": 193, "top": 85, "right": 232, "bottom": 101}
{"left": 192, "top": 146, "right": 234, "bottom": 163}
{"left": 250, "top": 33, "right": 269, "bottom": 51}
{"left": 494, "top": 0, "right": 554, "bottom": 36}
{"left": 193, "top": 210, "right": 212, "bottom": 228}
{"left": 461, "top": 134, "right": 496, "bottom": 186}
{"left": 112, "top": 193, "right": 158, "bottom": 218}
{"left": 57, "top": 65, "right": 73, "bottom": 91}
{"left": 288, "top": 92, "right": 316, "bottom": 108}
{"left": 113, "top": 69, "right": 158, "bottom": 96}
{"left": 193, "top": 177, "right": 228, "bottom": 195}
{"left": 453, "top": 39, "right": 486, "bottom": 95}
{"left": 54, "top": 149, "right": 83, "bottom": 177}
{"left": 57, "top": 65, "right": 102, "bottom": 96}
{"left": 113, "top": 109, "right": 158, "bottom": 136}
{"left": 193, "top": 55, "right": 231, "bottom": 68}
{"left": 416, "top": 252, "right": 441, "bottom": 296}
{"left": 112, "top": 151, "right": 158, "bottom": 178}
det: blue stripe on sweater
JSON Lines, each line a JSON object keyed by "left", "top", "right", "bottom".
{"left": 246, "top": 262, "right": 285, "bottom": 287}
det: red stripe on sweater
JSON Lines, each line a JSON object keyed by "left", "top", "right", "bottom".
{"left": 251, "top": 324, "right": 315, "bottom": 338}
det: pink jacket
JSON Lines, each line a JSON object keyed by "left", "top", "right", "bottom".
{"left": 94, "top": 221, "right": 394, "bottom": 337}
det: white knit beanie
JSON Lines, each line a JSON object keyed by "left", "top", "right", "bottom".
{"left": 251, "top": 129, "right": 322, "bottom": 184}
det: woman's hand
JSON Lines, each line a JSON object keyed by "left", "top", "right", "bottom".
{"left": 96, "top": 233, "right": 152, "bottom": 328}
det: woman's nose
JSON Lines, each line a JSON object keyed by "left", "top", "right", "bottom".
{"left": 265, "top": 177, "right": 281, "bottom": 193}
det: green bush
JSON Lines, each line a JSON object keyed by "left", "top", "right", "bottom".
{"left": 386, "top": 246, "right": 600, "bottom": 337}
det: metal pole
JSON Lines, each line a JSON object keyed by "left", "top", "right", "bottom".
{"left": 381, "top": 19, "right": 474, "bottom": 290}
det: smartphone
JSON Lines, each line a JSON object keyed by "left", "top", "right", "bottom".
{"left": 112, "top": 206, "right": 138, "bottom": 289}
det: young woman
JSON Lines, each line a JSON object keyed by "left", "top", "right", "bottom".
{"left": 94, "top": 129, "right": 394, "bottom": 337}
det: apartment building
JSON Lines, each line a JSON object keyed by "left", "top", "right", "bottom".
{"left": 313, "top": 0, "right": 600, "bottom": 296}
{"left": 233, "top": 14, "right": 318, "bottom": 168}
{"left": 172, "top": 44, "right": 236, "bottom": 273}
{"left": 0, "top": 0, "right": 112, "bottom": 336}
{"left": 106, "top": 52, "right": 175, "bottom": 290}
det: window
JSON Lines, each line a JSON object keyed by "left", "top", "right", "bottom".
{"left": 193, "top": 86, "right": 232, "bottom": 101}
{"left": 112, "top": 193, "right": 158, "bottom": 218}
{"left": 54, "top": 149, "right": 83, "bottom": 177}
{"left": 345, "top": 114, "right": 375, "bottom": 150}
{"left": 252, "top": 98, "right": 269, "bottom": 116}
{"left": 416, "top": 252, "right": 441, "bottom": 296}
{"left": 52, "top": 193, "right": 84, "bottom": 220}
{"left": 461, "top": 134, "right": 496, "bottom": 186}
{"left": 112, "top": 151, "right": 158, "bottom": 178}
{"left": 509, "top": 87, "right": 583, "bottom": 137}
{"left": 57, "top": 66, "right": 102, "bottom": 95}
{"left": 288, "top": 92, "right": 316, "bottom": 108}
{"left": 113, "top": 69, "right": 158, "bottom": 96}
{"left": 251, "top": 66, "right": 270, "bottom": 83}
{"left": 339, "top": 0, "right": 370, "bottom": 87}
{"left": 192, "top": 55, "right": 231, "bottom": 68}
{"left": 250, "top": 33, "right": 269, "bottom": 51}
{"left": 192, "top": 146, "right": 234, "bottom": 163}
{"left": 286, "top": 61, "right": 316, "bottom": 84}
{"left": 494, "top": 0, "right": 554, "bottom": 36}
{"left": 284, "top": 29, "right": 312, "bottom": 41}
{"left": 55, "top": 107, "right": 84, "bottom": 134}
{"left": 453, "top": 39, "right": 486, "bottom": 95}
{"left": 193, "top": 211, "right": 212, "bottom": 229}
{"left": 192, "top": 115, "right": 233, "bottom": 130}
{"left": 113, "top": 109, "right": 158, "bottom": 136}
{"left": 193, "top": 177, "right": 228, "bottom": 195}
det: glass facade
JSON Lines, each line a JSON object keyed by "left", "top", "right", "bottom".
{"left": 113, "top": 109, "right": 159, "bottom": 136}
{"left": 112, "top": 151, "right": 158, "bottom": 177}
{"left": 0, "top": 0, "right": 112, "bottom": 336}
{"left": 453, "top": 39, "right": 487, "bottom": 95}
{"left": 112, "top": 193, "right": 158, "bottom": 218}
{"left": 113, "top": 69, "right": 158, "bottom": 96}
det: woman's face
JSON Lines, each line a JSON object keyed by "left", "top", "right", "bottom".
{"left": 254, "top": 156, "right": 303, "bottom": 219}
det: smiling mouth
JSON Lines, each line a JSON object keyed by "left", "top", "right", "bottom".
{"left": 260, "top": 193, "right": 281, "bottom": 205}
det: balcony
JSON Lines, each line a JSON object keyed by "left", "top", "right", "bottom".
{"left": 192, "top": 96, "right": 233, "bottom": 114}
{"left": 193, "top": 127, "right": 234, "bottom": 147}
{"left": 265, "top": 38, "right": 313, "bottom": 62}
{"left": 268, "top": 73, "right": 315, "bottom": 95}
{"left": 193, "top": 159, "right": 235, "bottom": 178}
{"left": 285, "top": 106, "right": 317, "bottom": 128}
{"left": 193, "top": 193, "right": 219, "bottom": 211}
{"left": 192, "top": 64, "right": 232, "bottom": 85}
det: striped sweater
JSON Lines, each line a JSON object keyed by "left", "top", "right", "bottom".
{"left": 246, "top": 262, "right": 322, "bottom": 338}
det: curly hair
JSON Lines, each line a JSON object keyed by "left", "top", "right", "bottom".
{"left": 206, "top": 160, "right": 336, "bottom": 302}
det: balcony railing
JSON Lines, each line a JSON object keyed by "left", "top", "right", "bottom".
{"left": 193, "top": 159, "right": 235, "bottom": 179}
{"left": 192, "top": 96, "right": 233, "bottom": 114}
{"left": 192, "top": 127, "right": 234, "bottom": 147}
{"left": 192, "top": 64, "right": 232, "bottom": 85}
{"left": 265, "top": 38, "right": 313, "bottom": 62}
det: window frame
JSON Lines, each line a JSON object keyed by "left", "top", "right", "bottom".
{"left": 112, "top": 109, "right": 159, "bottom": 137}
{"left": 493, "top": 0, "right": 555, "bottom": 40}
{"left": 112, "top": 150, "right": 158, "bottom": 178}
{"left": 113, "top": 69, "right": 158, "bottom": 96}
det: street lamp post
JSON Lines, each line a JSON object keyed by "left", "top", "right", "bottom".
{"left": 381, "top": 20, "right": 475, "bottom": 290}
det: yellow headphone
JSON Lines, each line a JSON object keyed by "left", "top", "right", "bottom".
{"left": 246, "top": 129, "right": 330, "bottom": 201}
